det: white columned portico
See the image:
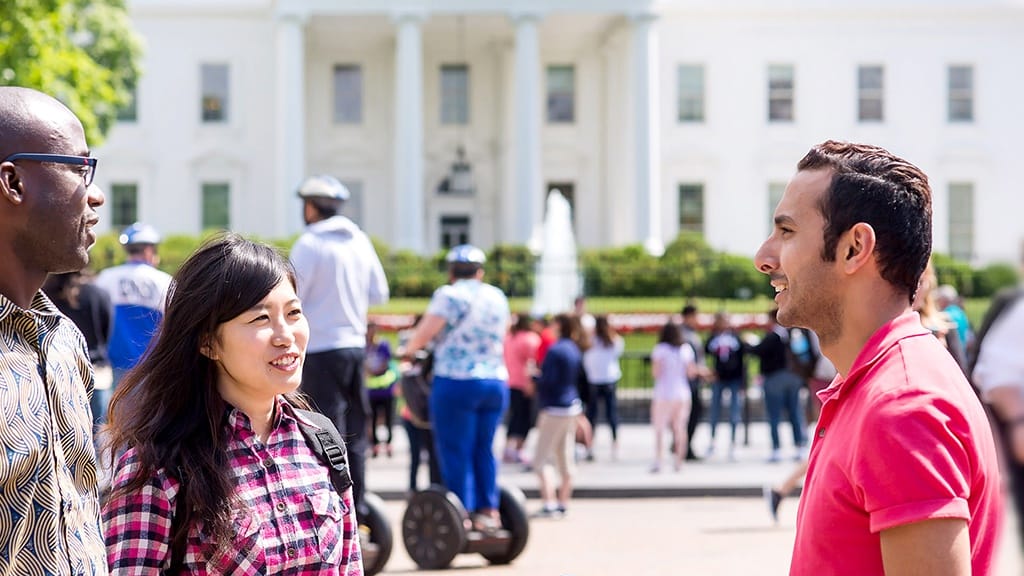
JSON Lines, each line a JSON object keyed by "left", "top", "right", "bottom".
{"left": 631, "top": 13, "right": 664, "bottom": 256}
{"left": 512, "top": 12, "right": 543, "bottom": 246}
{"left": 394, "top": 11, "right": 426, "bottom": 253}
{"left": 275, "top": 11, "right": 307, "bottom": 236}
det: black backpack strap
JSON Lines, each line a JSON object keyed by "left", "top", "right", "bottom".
{"left": 293, "top": 409, "right": 354, "bottom": 495}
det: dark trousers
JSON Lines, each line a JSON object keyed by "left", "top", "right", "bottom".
{"left": 403, "top": 418, "right": 442, "bottom": 492}
{"left": 586, "top": 382, "right": 620, "bottom": 441}
{"left": 301, "top": 347, "right": 369, "bottom": 514}
{"left": 686, "top": 380, "right": 704, "bottom": 459}
{"left": 992, "top": 411, "right": 1024, "bottom": 550}
{"left": 370, "top": 395, "right": 395, "bottom": 445}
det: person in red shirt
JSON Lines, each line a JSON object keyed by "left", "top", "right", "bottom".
{"left": 755, "top": 140, "right": 1000, "bottom": 576}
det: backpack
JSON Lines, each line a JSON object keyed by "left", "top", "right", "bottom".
{"left": 166, "top": 408, "right": 352, "bottom": 574}
{"left": 787, "top": 327, "right": 819, "bottom": 380}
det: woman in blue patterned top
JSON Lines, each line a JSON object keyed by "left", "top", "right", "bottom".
{"left": 399, "top": 244, "right": 510, "bottom": 532}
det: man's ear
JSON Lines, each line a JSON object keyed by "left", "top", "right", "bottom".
{"left": 0, "top": 163, "right": 25, "bottom": 205}
{"left": 838, "top": 222, "right": 877, "bottom": 274}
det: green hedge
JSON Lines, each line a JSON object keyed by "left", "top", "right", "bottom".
{"left": 86, "top": 231, "right": 1016, "bottom": 300}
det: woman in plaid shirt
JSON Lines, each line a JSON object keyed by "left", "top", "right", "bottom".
{"left": 101, "top": 233, "right": 363, "bottom": 575}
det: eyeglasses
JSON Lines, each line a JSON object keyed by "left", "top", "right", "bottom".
{"left": 2, "top": 153, "right": 98, "bottom": 187}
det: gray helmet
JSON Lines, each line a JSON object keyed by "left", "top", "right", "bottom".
{"left": 297, "top": 174, "right": 350, "bottom": 201}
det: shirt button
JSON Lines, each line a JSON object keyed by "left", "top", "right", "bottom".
{"left": 286, "top": 547, "right": 297, "bottom": 558}
{"left": 262, "top": 457, "right": 274, "bottom": 468}
{"left": 818, "top": 428, "right": 826, "bottom": 438}
{"left": 276, "top": 501, "right": 287, "bottom": 512}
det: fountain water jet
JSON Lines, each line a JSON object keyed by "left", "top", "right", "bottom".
{"left": 531, "top": 190, "right": 581, "bottom": 317}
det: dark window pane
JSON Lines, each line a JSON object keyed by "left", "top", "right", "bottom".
{"left": 201, "top": 182, "right": 230, "bottom": 230}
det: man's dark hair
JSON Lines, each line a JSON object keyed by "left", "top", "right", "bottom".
{"left": 449, "top": 262, "right": 482, "bottom": 279}
{"left": 797, "top": 140, "right": 932, "bottom": 303}
{"left": 681, "top": 304, "right": 697, "bottom": 317}
{"left": 307, "top": 197, "right": 341, "bottom": 219}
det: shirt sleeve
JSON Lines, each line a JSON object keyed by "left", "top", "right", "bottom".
{"left": 424, "top": 287, "right": 453, "bottom": 321}
{"left": 103, "top": 450, "right": 177, "bottom": 574}
{"left": 364, "top": 237, "right": 390, "bottom": 308}
{"left": 973, "top": 298, "right": 1024, "bottom": 394}
{"left": 853, "top": 390, "right": 975, "bottom": 533}
{"left": 290, "top": 235, "right": 319, "bottom": 305}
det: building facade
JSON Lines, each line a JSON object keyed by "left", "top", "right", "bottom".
{"left": 97, "top": 0, "right": 1024, "bottom": 263}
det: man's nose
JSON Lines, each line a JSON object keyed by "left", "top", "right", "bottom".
{"left": 754, "top": 239, "right": 778, "bottom": 274}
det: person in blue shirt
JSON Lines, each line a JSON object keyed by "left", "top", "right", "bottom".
{"left": 531, "top": 313, "right": 583, "bottom": 518}
{"left": 94, "top": 222, "right": 172, "bottom": 422}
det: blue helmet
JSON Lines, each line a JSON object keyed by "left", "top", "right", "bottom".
{"left": 118, "top": 222, "right": 161, "bottom": 246}
{"left": 297, "top": 174, "right": 350, "bottom": 201}
{"left": 446, "top": 244, "right": 486, "bottom": 265}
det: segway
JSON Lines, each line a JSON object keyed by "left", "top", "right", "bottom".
{"left": 359, "top": 492, "right": 393, "bottom": 576}
{"left": 401, "top": 483, "right": 530, "bottom": 570}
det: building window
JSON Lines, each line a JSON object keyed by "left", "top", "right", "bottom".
{"left": 678, "top": 183, "right": 704, "bottom": 234}
{"left": 857, "top": 65, "right": 884, "bottom": 122}
{"left": 117, "top": 89, "right": 138, "bottom": 123}
{"left": 768, "top": 182, "right": 786, "bottom": 235}
{"left": 201, "top": 182, "right": 230, "bottom": 230}
{"left": 949, "top": 183, "right": 974, "bottom": 261}
{"left": 110, "top": 183, "right": 138, "bottom": 228}
{"left": 948, "top": 65, "right": 974, "bottom": 123}
{"left": 545, "top": 182, "right": 576, "bottom": 227}
{"left": 677, "top": 64, "right": 705, "bottom": 123}
{"left": 546, "top": 65, "right": 575, "bottom": 123}
{"left": 768, "top": 65, "right": 794, "bottom": 122}
{"left": 440, "top": 215, "right": 471, "bottom": 249}
{"left": 201, "top": 64, "right": 230, "bottom": 123}
{"left": 333, "top": 64, "right": 362, "bottom": 124}
{"left": 339, "top": 180, "right": 363, "bottom": 225}
{"left": 440, "top": 64, "right": 469, "bottom": 125}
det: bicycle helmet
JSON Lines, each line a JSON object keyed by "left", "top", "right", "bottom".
{"left": 296, "top": 174, "right": 350, "bottom": 201}
{"left": 118, "top": 222, "right": 161, "bottom": 246}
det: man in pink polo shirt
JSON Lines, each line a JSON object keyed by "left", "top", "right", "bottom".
{"left": 755, "top": 140, "right": 1001, "bottom": 575}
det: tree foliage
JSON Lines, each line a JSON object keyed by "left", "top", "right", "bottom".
{"left": 0, "top": 0, "right": 143, "bottom": 145}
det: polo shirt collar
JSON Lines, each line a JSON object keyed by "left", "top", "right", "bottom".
{"left": 818, "top": 310, "right": 929, "bottom": 403}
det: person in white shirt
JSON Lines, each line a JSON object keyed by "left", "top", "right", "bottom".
{"left": 582, "top": 315, "right": 624, "bottom": 460}
{"left": 291, "top": 174, "right": 389, "bottom": 517}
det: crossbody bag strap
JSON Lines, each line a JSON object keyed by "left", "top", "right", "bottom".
{"left": 293, "top": 408, "right": 354, "bottom": 495}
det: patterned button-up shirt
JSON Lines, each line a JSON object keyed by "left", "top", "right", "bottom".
{"left": 103, "top": 399, "right": 363, "bottom": 575}
{"left": 0, "top": 291, "right": 107, "bottom": 576}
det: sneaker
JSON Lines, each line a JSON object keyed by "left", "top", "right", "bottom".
{"left": 704, "top": 445, "right": 715, "bottom": 459}
{"left": 764, "top": 485, "right": 783, "bottom": 523}
{"left": 556, "top": 503, "right": 568, "bottom": 516}
{"left": 649, "top": 463, "right": 661, "bottom": 474}
{"left": 585, "top": 450, "right": 595, "bottom": 462}
{"left": 768, "top": 449, "right": 781, "bottom": 463}
{"left": 532, "top": 505, "right": 564, "bottom": 519}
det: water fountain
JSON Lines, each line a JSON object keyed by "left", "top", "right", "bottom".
{"left": 530, "top": 189, "right": 581, "bottom": 317}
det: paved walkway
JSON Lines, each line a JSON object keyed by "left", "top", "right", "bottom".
{"left": 366, "top": 420, "right": 806, "bottom": 500}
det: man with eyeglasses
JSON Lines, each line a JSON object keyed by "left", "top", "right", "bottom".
{"left": 0, "top": 87, "right": 107, "bottom": 574}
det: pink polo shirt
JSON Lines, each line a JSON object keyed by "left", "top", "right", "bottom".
{"left": 790, "top": 312, "right": 1001, "bottom": 575}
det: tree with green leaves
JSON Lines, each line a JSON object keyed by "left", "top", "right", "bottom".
{"left": 0, "top": 0, "right": 143, "bottom": 145}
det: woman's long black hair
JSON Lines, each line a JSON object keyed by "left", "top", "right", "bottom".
{"left": 105, "top": 232, "right": 306, "bottom": 544}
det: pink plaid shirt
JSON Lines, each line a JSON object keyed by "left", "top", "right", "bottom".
{"left": 103, "top": 399, "right": 363, "bottom": 575}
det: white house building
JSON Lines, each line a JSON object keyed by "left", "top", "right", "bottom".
{"left": 96, "top": 0, "right": 1024, "bottom": 263}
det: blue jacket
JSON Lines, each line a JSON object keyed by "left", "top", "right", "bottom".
{"left": 536, "top": 338, "right": 582, "bottom": 410}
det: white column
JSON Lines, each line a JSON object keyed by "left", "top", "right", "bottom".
{"left": 275, "top": 12, "right": 307, "bottom": 237}
{"left": 512, "top": 12, "right": 543, "bottom": 247}
{"left": 631, "top": 13, "right": 664, "bottom": 256}
{"left": 394, "top": 12, "right": 425, "bottom": 253}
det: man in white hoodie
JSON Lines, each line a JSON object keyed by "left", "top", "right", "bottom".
{"left": 291, "top": 174, "right": 389, "bottom": 516}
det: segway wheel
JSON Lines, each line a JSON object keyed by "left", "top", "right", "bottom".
{"left": 359, "top": 492, "right": 393, "bottom": 576}
{"left": 402, "top": 487, "right": 468, "bottom": 569}
{"left": 480, "top": 485, "right": 530, "bottom": 565}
